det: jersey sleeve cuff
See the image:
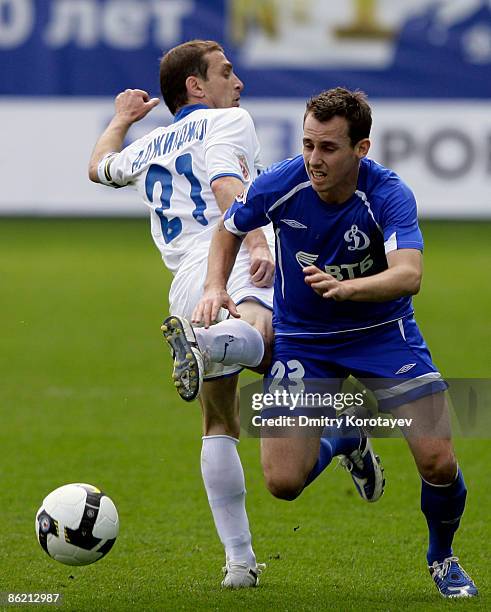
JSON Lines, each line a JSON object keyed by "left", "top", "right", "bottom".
{"left": 223, "top": 215, "right": 247, "bottom": 237}
{"left": 384, "top": 232, "right": 423, "bottom": 254}
{"left": 384, "top": 242, "right": 424, "bottom": 254}
{"left": 209, "top": 172, "right": 243, "bottom": 186}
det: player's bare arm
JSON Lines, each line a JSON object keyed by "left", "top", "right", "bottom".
{"left": 304, "top": 248, "right": 422, "bottom": 302}
{"left": 211, "top": 175, "right": 274, "bottom": 288}
{"left": 88, "top": 89, "right": 160, "bottom": 182}
{"left": 192, "top": 219, "right": 243, "bottom": 328}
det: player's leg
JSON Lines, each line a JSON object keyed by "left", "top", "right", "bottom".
{"left": 235, "top": 298, "right": 273, "bottom": 372}
{"left": 261, "top": 434, "right": 322, "bottom": 500}
{"left": 162, "top": 256, "right": 273, "bottom": 401}
{"left": 394, "top": 393, "right": 477, "bottom": 597}
{"left": 195, "top": 300, "right": 270, "bottom": 370}
{"left": 196, "top": 301, "right": 272, "bottom": 585}
{"left": 356, "top": 317, "right": 476, "bottom": 597}
{"left": 162, "top": 303, "right": 272, "bottom": 402}
{"left": 259, "top": 337, "right": 370, "bottom": 500}
{"left": 161, "top": 313, "right": 265, "bottom": 401}
{"left": 199, "top": 375, "right": 264, "bottom": 588}
{"left": 260, "top": 414, "right": 374, "bottom": 500}
{"left": 190, "top": 245, "right": 275, "bottom": 375}
{"left": 192, "top": 299, "right": 272, "bottom": 371}
{"left": 161, "top": 304, "right": 270, "bottom": 402}
{"left": 163, "top": 262, "right": 264, "bottom": 588}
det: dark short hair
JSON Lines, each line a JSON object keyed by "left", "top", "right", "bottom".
{"left": 304, "top": 87, "right": 372, "bottom": 146}
{"left": 160, "top": 40, "right": 224, "bottom": 115}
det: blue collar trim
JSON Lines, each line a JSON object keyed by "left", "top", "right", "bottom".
{"left": 173, "top": 104, "right": 209, "bottom": 123}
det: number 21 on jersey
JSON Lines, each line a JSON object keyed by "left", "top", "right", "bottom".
{"left": 145, "top": 153, "right": 208, "bottom": 244}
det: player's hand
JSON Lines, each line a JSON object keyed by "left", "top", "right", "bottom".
{"left": 114, "top": 89, "right": 160, "bottom": 125}
{"left": 248, "top": 246, "right": 275, "bottom": 287}
{"left": 303, "top": 266, "right": 354, "bottom": 301}
{"left": 192, "top": 288, "right": 240, "bottom": 329}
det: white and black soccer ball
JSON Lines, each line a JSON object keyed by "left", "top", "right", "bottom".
{"left": 35, "top": 483, "right": 119, "bottom": 566}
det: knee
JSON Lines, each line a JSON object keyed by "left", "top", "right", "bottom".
{"left": 238, "top": 304, "right": 273, "bottom": 372}
{"left": 263, "top": 467, "right": 305, "bottom": 501}
{"left": 265, "top": 476, "right": 303, "bottom": 501}
{"left": 418, "top": 449, "right": 458, "bottom": 485}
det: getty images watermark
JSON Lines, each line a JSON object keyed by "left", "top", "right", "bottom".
{"left": 250, "top": 389, "right": 412, "bottom": 430}
{"left": 239, "top": 379, "right": 491, "bottom": 438}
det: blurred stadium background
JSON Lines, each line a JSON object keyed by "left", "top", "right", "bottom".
{"left": 1, "top": 1, "right": 490, "bottom": 609}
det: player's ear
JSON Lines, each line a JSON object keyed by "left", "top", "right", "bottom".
{"left": 355, "top": 138, "right": 371, "bottom": 159}
{"left": 185, "top": 75, "right": 205, "bottom": 99}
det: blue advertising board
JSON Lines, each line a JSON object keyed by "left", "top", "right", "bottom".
{"left": 1, "top": 0, "right": 491, "bottom": 98}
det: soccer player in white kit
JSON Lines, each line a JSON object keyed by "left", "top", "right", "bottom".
{"left": 88, "top": 40, "right": 274, "bottom": 588}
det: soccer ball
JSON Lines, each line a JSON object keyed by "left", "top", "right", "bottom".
{"left": 35, "top": 483, "right": 119, "bottom": 566}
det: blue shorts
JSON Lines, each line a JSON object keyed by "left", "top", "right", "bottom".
{"left": 266, "top": 316, "right": 448, "bottom": 413}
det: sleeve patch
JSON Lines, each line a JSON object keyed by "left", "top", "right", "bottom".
{"left": 384, "top": 231, "right": 398, "bottom": 253}
{"left": 97, "top": 153, "right": 122, "bottom": 188}
{"left": 103, "top": 157, "right": 113, "bottom": 182}
{"left": 236, "top": 153, "right": 250, "bottom": 181}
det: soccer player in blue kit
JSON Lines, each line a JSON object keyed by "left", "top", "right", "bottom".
{"left": 192, "top": 88, "right": 478, "bottom": 598}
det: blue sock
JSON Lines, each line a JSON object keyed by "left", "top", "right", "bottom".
{"left": 304, "top": 425, "right": 361, "bottom": 488}
{"left": 328, "top": 424, "right": 361, "bottom": 457}
{"left": 421, "top": 468, "right": 467, "bottom": 565}
{"left": 304, "top": 437, "right": 335, "bottom": 488}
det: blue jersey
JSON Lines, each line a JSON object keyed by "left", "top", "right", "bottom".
{"left": 224, "top": 155, "right": 423, "bottom": 337}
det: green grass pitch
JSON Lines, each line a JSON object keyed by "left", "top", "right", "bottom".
{"left": 1, "top": 219, "right": 490, "bottom": 611}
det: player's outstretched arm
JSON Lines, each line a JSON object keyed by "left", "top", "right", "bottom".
{"left": 211, "top": 176, "right": 274, "bottom": 288}
{"left": 192, "top": 219, "right": 243, "bottom": 328}
{"left": 304, "top": 249, "right": 422, "bottom": 302}
{"left": 88, "top": 89, "right": 160, "bottom": 183}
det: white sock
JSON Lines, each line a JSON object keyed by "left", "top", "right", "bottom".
{"left": 201, "top": 435, "right": 256, "bottom": 566}
{"left": 195, "top": 319, "right": 264, "bottom": 367}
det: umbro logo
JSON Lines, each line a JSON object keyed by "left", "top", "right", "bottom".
{"left": 296, "top": 251, "right": 318, "bottom": 267}
{"left": 281, "top": 219, "right": 308, "bottom": 229}
{"left": 395, "top": 363, "right": 417, "bottom": 375}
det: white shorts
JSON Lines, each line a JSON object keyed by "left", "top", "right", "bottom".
{"left": 168, "top": 243, "right": 274, "bottom": 380}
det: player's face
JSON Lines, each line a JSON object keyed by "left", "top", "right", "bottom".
{"left": 303, "top": 113, "right": 370, "bottom": 204}
{"left": 200, "top": 51, "right": 244, "bottom": 109}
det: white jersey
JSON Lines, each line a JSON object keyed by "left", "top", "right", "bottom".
{"left": 97, "top": 104, "right": 261, "bottom": 274}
